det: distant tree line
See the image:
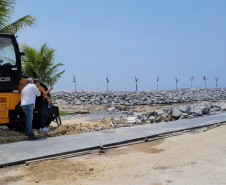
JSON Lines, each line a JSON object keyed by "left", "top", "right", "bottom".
{"left": 72, "top": 75, "right": 221, "bottom": 91}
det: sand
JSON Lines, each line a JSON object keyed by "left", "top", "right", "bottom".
{"left": 0, "top": 117, "right": 113, "bottom": 144}
{"left": 0, "top": 104, "right": 168, "bottom": 144}
{"left": 0, "top": 125, "right": 225, "bottom": 185}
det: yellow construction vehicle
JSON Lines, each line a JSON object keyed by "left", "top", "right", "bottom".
{"left": 0, "top": 33, "right": 61, "bottom": 129}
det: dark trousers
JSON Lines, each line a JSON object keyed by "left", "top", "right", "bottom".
{"left": 38, "top": 106, "right": 48, "bottom": 128}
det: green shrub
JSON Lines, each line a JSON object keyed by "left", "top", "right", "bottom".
{"left": 59, "top": 110, "right": 69, "bottom": 116}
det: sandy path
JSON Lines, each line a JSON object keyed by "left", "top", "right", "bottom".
{"left": 0, "top": 125, "right": 225, "bottom": 185}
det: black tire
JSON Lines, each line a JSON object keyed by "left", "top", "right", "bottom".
{"left": 6, "top": 122, "right": 26, "bottom": 132}
{"left": 56, "top": 115, "right": 62, "bottom": 126}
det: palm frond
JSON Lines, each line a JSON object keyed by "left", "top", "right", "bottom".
{"left": 0, "top": 0, "right": 14, "bottom": 30}
{"left": 46, "top": 70, "right": 65, "bottom": 86}
{"left": 0, "top": 15, "right": 36, "bottom": 34}
{"left": 42, "top": 63, "right": 64, "bottom": 79}
{"left": 21, "top": 43, "right": 65, "bottom": 86}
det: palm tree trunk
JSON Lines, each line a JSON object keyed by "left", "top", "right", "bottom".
{"left": 136, "top": 82, "right": 137, "bottom": 91}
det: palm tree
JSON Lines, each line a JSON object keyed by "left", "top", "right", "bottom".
{"left": 0, "top": 0, "right": 35, "bottom": 34}
{"left": 72, "top": 75, "right": 76, "bottom": 91}
{"left": 175, "top": 77, "right": 180, "bottom": 89}
{"left": 202, "top": 76, "right": 208, "bottom": 88}
{"left": 190, "top": 76, "right": 196, "bottom": 88}
{"left": 134, "top": 76, "right": 139, "bottom": 91}
{"left": 156, "top": 75, "right": 159, "bottom": 90}
{"left": 215, "top": 77, "right": 219, "bottom": 87}
{"left": 106, "top": 77, "right": 109, "bottom": 92}
{"left": 21, "top": 43, "right": 65, "bottom": 86}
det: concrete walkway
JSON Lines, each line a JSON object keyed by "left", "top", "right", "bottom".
{"left": 1, "top": 113, "right": 226, "bottom": 167}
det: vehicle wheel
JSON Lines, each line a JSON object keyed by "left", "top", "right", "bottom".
{"left": 56, "top": 115, "right": 62, "bottom": 126}
{"left": 7, "top": 122, "right": 26, "bottom": 132}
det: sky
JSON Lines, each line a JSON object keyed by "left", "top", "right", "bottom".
{"left": 12, "top": 0, "right": 226, "bottom": 91}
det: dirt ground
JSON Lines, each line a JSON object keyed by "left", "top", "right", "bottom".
{"left": 0, "top": 104, "right": 225, "bottom": 184}
{"left": 0, "top": 105, "right": 169, "bottom": 144}
{"left": 57, "top": 104, "right": 168, "bottom": 114}
{"left": 0, "top": 117, "right": 114, "bottom": 144}
{"left": 0, "top": 125, "right": 226, "bottom": 185}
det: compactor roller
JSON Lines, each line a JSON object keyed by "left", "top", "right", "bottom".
{"left": 0, "top": 33, "right": 61, "bottom": 129}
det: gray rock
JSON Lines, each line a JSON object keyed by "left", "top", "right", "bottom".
{"left": 212, "top": 102, "right": 221, "bottom": 109}
{"left": 75, "top": 101, "right": 82, "bottom": 105}
{"left": 199, "top": 106, "right": 209, "bottom": 114}
{"left": 144, "top": 111, "right": 155, "bottom": 118}
{"left": 210, "top": 107, "right": 220, "bottom": 112}
{"left": 155, "top": 117, "right": 162, "bottom": 123}
{"left": 220, "top": 102, "right": 226, "bottom": 110}
{"left": 179, "top": 106, "right": 191, "bottom": 114}
{"left": 172, "top": 108, "right": 182, "bottom": 118}
{"left": 141, "top": 118, "right": 147, "bottom": 123}
{"left": 154, "top": 109, "right": 165, "bottom": 117}
{"left": 0, "top": 126, "right": 9, "bottom": 131}
{"left": 149, "top": 116, "right": 156, "bottom": 123}
{"left": 52, "top": 88, "right": 226, "bottom": 106}
{"left": 61, "top": 100, "right": 68, "bottom": 104}
{"left": 107, "top": 107, "right": 116, "bottom": 112}
{"left": 192, "top": 109, "right": 203, "bottom": 116}
{"left": 135, "top": 119, "right": 142, "bottom": 124}
{"left": 55, "top": 99, "right": 62, "bottom": 104}
{"left": 179, "top": 113, "right": 189, "bottom": 119}
{"left": 127, "top": 116, "right": 136, "bottom": 123}
{"left": 159, "top": 113, "right": 169, "bottom": 121}
{"left": 102, "top": 100, "right": 108, "bottom": 104}
{"left": 80, "top": 97, "right": 86, "bottom": 101}
{"left": 163, "top": 108, "right": 172, "bottom": 114}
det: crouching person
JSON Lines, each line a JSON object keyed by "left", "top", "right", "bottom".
{"left": 34, "top": 79, "right": 53, "bottom": 132}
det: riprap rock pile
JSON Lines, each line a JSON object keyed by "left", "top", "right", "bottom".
{"left": 52, "top": 88, "right": 226, "bottom": 105}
